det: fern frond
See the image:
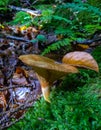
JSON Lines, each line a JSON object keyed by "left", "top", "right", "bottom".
{"left": 42, "top": 38, "right": 73, "bottom": 55}
{"left": 59, "top": 3, "right": 101, "bottom": 16}
{"left": 53, "top": 15, "right": 71, "bottom": 23}
{"left": 55, "top": 27, "right": 75, "bottom": 36}
{"left": 8, "top": 11, "right": 32, "bottom": 25}
{"left": 84, "top": 24, "right": 101, "bottom": 34}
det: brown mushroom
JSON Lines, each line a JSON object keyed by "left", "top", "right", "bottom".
{"left": 19, "top": 54, "right": 79, "bottom": 102}
{"left": 62, "top": 51, "right": 99, "bottom": 72}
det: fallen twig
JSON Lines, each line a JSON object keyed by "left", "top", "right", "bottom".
{"left": 0, "top": 85, "right": 20, "bottom": 91}
{"left": 0, "top": 84, "right": 35, "bottom": 91}
{"left": 0, "top": 34, "right": 30, "bottom": 42}
{"left": 0, "top": 114, "right": 25, "bottom": 130}
{"left": 76, "top": 37, "right": 101, "bottom": 45}
{"left": 8, "top": 5, "right": 41, "bottom": 16}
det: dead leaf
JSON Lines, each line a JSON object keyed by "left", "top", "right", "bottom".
{"left": 12, "top": 87, "right": 31, "bottom": 103}
{"left": 12, "top": 67, "right": 28, "bottom": 85}
{"left": 72, "top": 43, "right": 89, "bottom": 51}
{"left": 62, "top": 51, "right": 99, "bottom": 72}
{"left": 0, "top": 91, "right": 7, "bottom": 112}
{"left": 0, "top": 70, "right": 4, "bottom": 85}
{"left": 16, "top": 67, "right": 28, "bottom": 77}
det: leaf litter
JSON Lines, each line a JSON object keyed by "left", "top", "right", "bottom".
{"left": 0, "top": 24, "right": 43, "bottom": 129}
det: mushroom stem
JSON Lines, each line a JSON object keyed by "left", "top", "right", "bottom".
{"left": 41, "top": 86, "right": 50, "bottom": 103}
{"left": 36, "top": 73, "right": 51, "bottom": 102}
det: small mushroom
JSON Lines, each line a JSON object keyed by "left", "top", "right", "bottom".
{"left": 62, "top": 51, "right": 99, "bottom": 72}
{"left": 19, "top": 54, "right": 79, "bottom": 102}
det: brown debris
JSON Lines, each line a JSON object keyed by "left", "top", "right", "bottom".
{"left": 0, "top": 25, "right": 42, "bottom": 129}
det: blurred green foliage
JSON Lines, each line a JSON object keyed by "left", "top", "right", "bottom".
{"left": 8, "top": 11, "right": 32, "bottom": 25}
{"left": 0, "top": 0, "right": 10, "bottom": 11}
{"left": 5, "top": 0, "right": 101, "bottom": 54}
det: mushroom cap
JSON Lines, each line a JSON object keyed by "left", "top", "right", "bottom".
{"left": 19, "top": 54, "right": 79, "bottom": 83}
{"left": 62, "top": 51, "right": 99, "bottom": 72}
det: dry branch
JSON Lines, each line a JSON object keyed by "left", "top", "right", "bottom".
{"left": 0, "top": 84, "right": 34, "bottom": 91}
{"left": 75, "top": 37, "right": 101, "bottom": 45}
{"left": 0, "top": 34, "right": 30, "bottom": 42}
{"left": 0, "top": 114, "right": 25, "bottom": 130}
{"left": 8, "top": 5, "right": 41, "bottom": 16}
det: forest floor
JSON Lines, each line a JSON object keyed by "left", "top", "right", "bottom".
{"left": 0, "top": 4, "right": 101, "bottom": 130}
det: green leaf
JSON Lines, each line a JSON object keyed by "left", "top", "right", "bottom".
{"left": 30, "top": 39, "right": 38, "bottom": 44}
{"left": 36, "top": 35, "right": 46, "bottom": 42}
